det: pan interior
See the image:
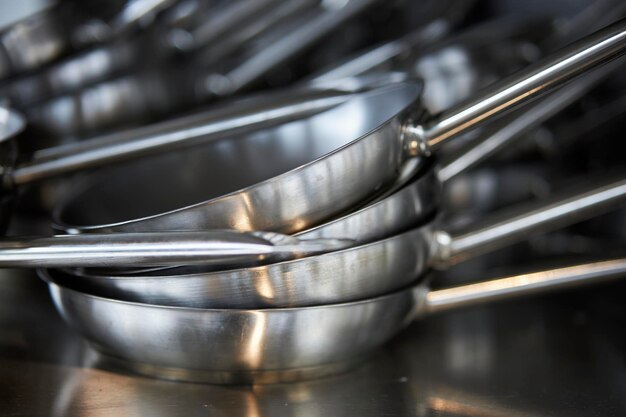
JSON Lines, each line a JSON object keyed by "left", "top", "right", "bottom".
{"left": 57, "top": 83, "right": 421, "bottom": 227}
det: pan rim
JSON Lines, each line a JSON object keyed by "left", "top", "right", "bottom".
{"left": 51, "top": 81, "right": 424, "bottom": 232}
{"left": 42, "top": 269, "right": 423, "bottom": 313}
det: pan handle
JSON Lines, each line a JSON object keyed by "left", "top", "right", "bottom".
{"left": 404, "top": 18, "right": 626, "bottom": 156}
{"left": 432, "top": 176, "right": 626, "bottom": 266}
{"left": 415, "top": 258, "right": 626, "bottom": 316}
{"left": 0, "top": 231, "right": 351, "bottom": 268}
{"left": 203, "top": 0, "right": 379, "bottom": 96}
{"left": 437, "top": 58, "right": 622, "bottom": 182}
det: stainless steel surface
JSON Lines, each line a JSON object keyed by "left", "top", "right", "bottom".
{"left": 423, "top": 258, "right": 626, "bottom": 314}
{"left": 0, "top": 105, "right": 25, "bottom": 144}
{"left": 308, "top": 20, "right": 451, "bottom": 84}
{"left": 0, "top": 38, "right": 141, "bottom": 109}
{"left": 10, "top": 88, "right": 355, "bottom": 185}
{"left": 43, "top": 256, "right": 626, "bottom": 384}
{"left": 177, "top": 0, "right": 282, "bottom": 52}
{"left": 1, "top": 1, "right": 624, "bottom": 411}
{"left": 309, "top": 14, "right": 545, "bottom": 86}
{"left": 53, "top": 21, "right": 626, "bottom": 235}
{"left": 51, "top": 176, "right": 626, "bottom": 309}
{"left": 54, "top": 82, "right": 423, "bottom": 234}
{"left": 3, "top": 268, "right": 626, "bottom": 414}
{"left": 196, "top": 0, "right": 318, "bottom": 67}
{"left": 0, "top": 5, "right": 70, "bottom": 80}
{"left": 437, "top": 59, "right": 622, "bottom": 182}
{"left": 442, "top": 176, "right": 626, "bottom": 265}
{"left": 203, "top": 0, "right": 380, "bottom": 96}
{"left": 0, "top": 230, "right": 351, "bottom": 268}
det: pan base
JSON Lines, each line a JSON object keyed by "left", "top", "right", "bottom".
{"left": 97, "top": 352, "right": 370, "bottom": 385}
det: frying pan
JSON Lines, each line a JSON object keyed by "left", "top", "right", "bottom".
{"left": 21, "top": 0, "right": 380, "bottom": 140}
{"left": 0, "top": 78, "right": 394, "bottom": 240}
{"left": 11, "top": 34, "right": 587, "bottom": 232}
{"left": 0, "top": 0, "right": 175, "bottom": 81}
{"left": 52, "top": 20, "right": 626, "bottom": 235}
{"left": 53, "top": 176, "right": 626, "bottom": 308}
{"left": 42, "top": 256, "right": 626, "bottom": 384}
{"left": 6, "top": 66, "right": 594, "bottom": 275}
{"left": 13, "top": 15, "right": 535, "bottom": 184}
{"left": 63, "top": 62, "right": 621, "bottom": 279}
{"left": 0, "top": 37, "right": 141, "bottom": 109}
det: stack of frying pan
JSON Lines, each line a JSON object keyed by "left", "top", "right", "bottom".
{"left": 0, "top": 6, "right": 625, "bottom": 385}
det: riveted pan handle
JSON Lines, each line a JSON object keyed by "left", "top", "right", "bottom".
{"left": 404, "top": 18, "right": 626, "bottom": 156}
{"left": 414, "top": 258, "right": 626, "bottom": 317}
{"left": 432, "top": 177, "right": 626, "bottom": 267}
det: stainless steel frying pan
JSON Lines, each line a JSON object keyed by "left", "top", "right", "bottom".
{"left": 72, "top": 63, "right": 620, "bottom": 279}
{"left": 42, "top": 257, "right": 626, "bottom": 384}
{"left": 53, "top": 176, "right": 626, "bottom": 308}
{"left": 52, "top": 20, "right": 626, "bottom": 235}
{"left": 20, "top": 0, "right": 380, "bottom": 140}
{"left": 0, "top": 0, "right": 175, "bottom": 81}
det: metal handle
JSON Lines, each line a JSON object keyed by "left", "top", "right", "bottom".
{"left": 197, "top": 0, "right": 317, "bottom": 66}
{"left": 418, "top": 258, "right": 626, "bottom": 316}
{"left": 185, "top": 0, "right": 282, "bottom": 51}
{"left": 208, "top": 0, "right": 378, "bottom": 96}
{"left": 109, "top": 0, "right": 175, "bottom": 35}
{"left": 433, "top": 177, "right": 626, "bottom": 266}
{"left": 405, "top": 18, "right": 626, "bottom": 155}
{"left": 309, "top": 19, "right": 451, "bottom": 84}
{"left": 437, "top": 59, "right": 622, "bottom": 182}
{"left": 0, "top": 231, "right": 350, "bottom": 268}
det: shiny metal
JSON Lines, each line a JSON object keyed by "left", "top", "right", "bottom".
{"left": 0, "top": 1, "right": 172, "bottom": 81}
{"left": 441, "top": 177, "right": 626, "bottom": 265}
{"left": 43, "top": 256, "right": 626, "bottom": 384}
{"left": 308, "top": 20, "right": 451, "bottom": 84}
{"left": 0, "top": 39, "right": 140, "bottom": 109}
{"left": 10, "top": 89, "right": 355, "bottom": 185}
{"left": 53, "top": 176, "right": 626, "bottom": 308}
{"left": 0, "top": 5, "right": 71, "bottom": 80}
{"left": 6, "top": 264, "right": 626, "bottom": 417}
{"left": 309, "top": 14, "right": 545, "bottom": 85}
{"left": 4, "top": 267, "right": 625, "bottom": 414}
{"left": 422, "top": 258, "right": 626, "bottom": 314}
{"left": 108, "top": 0, "right": 176, "bottom": 36}
{"left": 203, "top": 0, "right": 380, "bottom": 96}
{"left": 0, "top": 106, "right": 25, "bottom": 144}
{"left": 404, "top": 18, "right": 626, "bottom": 152}
{"left": 0, "top": 230, "right": 351, "bottom": 268}
{"left": 54, "top": 82, "right": 422, "bottom": 234}
{"left": 437, "top": 59, "right": 623, "bottom": 182}
{"left": 178, "top": 0, "right": 282, "bottom": 52}
{"left": 196, "top": 0, "right": 317, "bottom": 67}
{"left": 54, "top": 21, "right": 626, "bottom": 235}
